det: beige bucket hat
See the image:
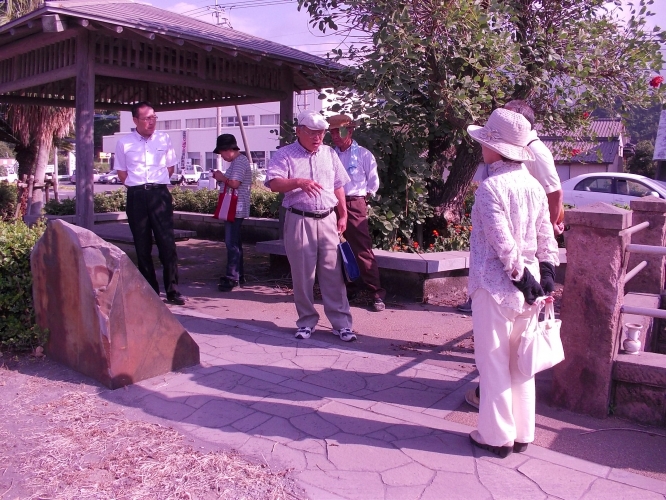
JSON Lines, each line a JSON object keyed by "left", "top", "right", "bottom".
{"left": 467, "top": 108, "right": 535, "bottom": 162}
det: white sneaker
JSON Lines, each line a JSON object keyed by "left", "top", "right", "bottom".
{"left": 333, "top": 327, "right": 357, "bottom": 342}
{"left": 295, "top": 326, "right": 314, "bottom": 339}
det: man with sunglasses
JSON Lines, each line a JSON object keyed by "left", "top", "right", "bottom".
{"left": 115, "top": 101, "right": 187, "bottom": 306}
{"left": 266, "top": 110, "right": 356, "bottom": 342}
{"left": 328, "top": 114, "right": 386, "bottom": 312}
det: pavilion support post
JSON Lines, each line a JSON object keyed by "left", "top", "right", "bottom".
{"left": 278, "top": 68, "right": 294, "bottom": 239}
{"left": 75, "top": 29, "right": 96, "bottom": 229}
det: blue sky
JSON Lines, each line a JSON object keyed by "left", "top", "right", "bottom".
{"left": 156, "top": 0, "right": 665, "bottom": 70}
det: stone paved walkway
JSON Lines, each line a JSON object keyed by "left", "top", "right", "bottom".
{"left": 100, "top": 308, "right": 666, "bottom": 500}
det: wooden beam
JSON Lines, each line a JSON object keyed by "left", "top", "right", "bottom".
{"left": 75, "top": 30, "right": 95, "bottom": 230}
{"left": 94, "top": 64, "right": 286, "bottom": 101}
{"left": 0, "top": 65, "right": 77, "bottom": 94}
{"left": 279, "top": 67, "right": 294, "bottom": 147}
{"left": 42, "top": 15, "right": 67, "bottom": 33}
{"left": 78, "top": 19, "right": 98, "bottom": 31}
{"left": 154, "top": 94, "right": 281, "bottom": 112}
{"left": 0, "top": 29, "right": 78, "bottom": 62}
{"left": 126, "top": 27, "right": 156, "bottom": 41}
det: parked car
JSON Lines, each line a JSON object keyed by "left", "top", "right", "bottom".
{"left": 196, "top": 171, "right": 217, "bottom": 190}
{"left": 171, "top": 165, "right": 204, "bottom": 185}
{"left": 70, "top": 169, "right": 101, "bottom": 184}
{"left": 561, "top": 173, "right": 666, "bottom": 208}
{"left": 98, "top": 170, "right": 120, "bottom": 184}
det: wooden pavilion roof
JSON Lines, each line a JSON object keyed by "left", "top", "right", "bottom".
{"left": 0, "top": 0, "right": 342, "bottom": 111}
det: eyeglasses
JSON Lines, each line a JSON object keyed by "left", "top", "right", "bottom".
{"left": 300, "top": 127, "right": 326, "bottom": 138}
{"left": 137, "top": 115, "right": 158, "bottom": 122}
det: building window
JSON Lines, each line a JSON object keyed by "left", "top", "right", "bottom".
{"left": 221, "top": 115, "right": 255, "bottom": 127}
{"left": 155, "top": 119, "right": 181, "bottom": 130}
{"left": 188, "top": 152, "right": 201, "bottom": 166}
{"left": 205, "top": 152, "right": 216, "bottom": 171}
{"left": 260, "top": 114, "right": 280, "bottom": 125}
{"left": 185, "top": 117, "right": 216, "bottom": 128}
{"left": 251, "top": 151, "right": 266, "bottom": 169}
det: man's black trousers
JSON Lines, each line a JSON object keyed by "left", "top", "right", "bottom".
{"left": 126, "top": 184, "right": 179, "bottom": 297}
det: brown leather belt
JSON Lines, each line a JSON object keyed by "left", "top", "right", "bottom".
{"left": 127, "top": 183, "right": 166, "bottom": 191}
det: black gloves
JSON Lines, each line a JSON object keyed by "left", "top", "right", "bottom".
{"left": 512, "top": 267, "right": 544, "bottom": 305}
{"left": 539, "top": 262, "right": 556, "bottom": 294}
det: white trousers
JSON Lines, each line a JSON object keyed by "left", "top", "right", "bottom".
{"left": 284, "top": 210, "right": 352, "bottom": 331}
{"left": 471, "top": 288, "right": 537, "bottom": 446}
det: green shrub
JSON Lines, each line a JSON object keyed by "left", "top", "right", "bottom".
{"left": 44, "top": 191, "right": 127, "bottom": 216}
{"left": 0, "top": 220, "right": 47, "bottom": 351}
{"left": 0, "top": 182, "right": 18, "bottom": 221}
{"left": 44, "top": 197, "right": 75, "bottom": 215}
{"left": 250, "top": 189, "right": 280, "bottom": 218}
{"left": 170, "top": 187, "right": 219, "bottom": 213}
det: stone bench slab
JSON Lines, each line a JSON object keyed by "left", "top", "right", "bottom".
{"left": 92, "top": 223, "right": 196, "bottom": 243}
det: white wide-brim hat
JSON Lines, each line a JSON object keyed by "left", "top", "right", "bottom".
{"left": 298, "top": 110, "right": 329, "bottom": 131}
{"left": 467, "top": 108, "right": 535, "bottom": 162}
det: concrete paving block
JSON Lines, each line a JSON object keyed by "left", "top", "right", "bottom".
{"left": 190, "top": 368, "right": 246, "bottom": 392}
{"left": 214, "top": 349, "right": 287, "bottom": 368}
{"left": 139, "top": 393, "right": 197, "bottom": 422}
{"left": 250, "top": 396, "right": 321, "bottom": 419}
{"left": 281, "top": 379, "right": 374, "bottom": 410}
{"left": 371, "top": 401, "right": 475, "bottom": 436}
{"left": 385, "top": 485, "right": 427, "bottom": 500}
{"left": 268, "top": 441, "right": 308, "bottom": 472}
{"left": 365, "top": 429, "right": 398, "bottom": 443}
{"left": 288, "top": 438, "right": 327, "bottom": 455}
{"left": 230, "top": 410, "right": 273, "bottom": 433}
{"left": 384, "top": 423, "right": 435, "bottom": 441}
{"left": 380, "top": 461, "right": 435, "bottom": 486}
{"left": 346, "top": 355, "right": 410, "bottom": 375}
{"left": 181, "top": 399, "right": 255, "bottom": 428}
{"left": 238, "top": 377, "right": 297, "bottom": 396}
{"left": 302, "top": 370, "right": 367, "bottom": 394}
{"left": 582, "top": 478, "right": 665, "bottom": 499}
{"left": 296, "top": 470, "right": 386, "bottom": 500}
{"left": 364, "top": 373, "right": 405, "bottom": 393}
{"left": 236, "top": 435, "right": 280, "bottom": 463}
{"left": 326, "top": 433, "right": 412, "bottom": 472}
{"left": 518, "top": 458, "right": 596, "bottom": 500}
{"left": 187, "top": 425, "right": 252, "bottom": 450}
{"left": 476, "top": 460, "right": 547, "bottom": 500}
{"left": 367, "top": 385, "right": 448, "bottom": 411}
{"left": 297, "top": 482, "right": 348, "bottom": 500}
{"left": 223, "top": 363, "right": 290, "bottom": 384}
{"left": 290, "top": 412, "right": 342, "bottom": 439}
{"left": 260, "top": 359, "right": 307, "bottom": 379}
{"left": 521, "top": 442, "right": 612, "bottom": 477}
{"left": 352, "top": 389, "right": 375, "bottom": 397}
{"left": 318, "top": 400, "right": 403, "bottom": 435}
{"left": 292, "top": 354, "right": 345, "bottom": 372}
{"left": 607, "top": 468, "right": 666, "bottom": 495}
{"left": 251, "top": 415, "right": 305, "bottom": 444}
{"left": 421, "top": 471, "right": 492, "bottom": 500}
{"left": 394, "top": 434, "right": 475, "bottom": 473}
{"left": 478, "top": 451, "right": 530, "bottom": 470}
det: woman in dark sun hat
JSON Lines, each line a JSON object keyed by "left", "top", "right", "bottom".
{"left": 466, "top": 108, "right": 559, "bottom": 458}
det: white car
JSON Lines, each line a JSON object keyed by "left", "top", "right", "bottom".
{"left": 70, "top": 169, "right": 101, "bottom": 184}
{"left": 561, "top": 173, "right": 666, "bottom": 208}
{"left": 99, "top": 170, "right": 121, "bottom": 184}
{"left": 196, "top": 171, "right": 218, "bottom": 190}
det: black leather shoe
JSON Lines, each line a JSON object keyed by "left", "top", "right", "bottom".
{"left": 166, "top": 293, "right": 187, "bottom": 305}
{"left": 218, "top": 278, "right": 239, "bottom": 291}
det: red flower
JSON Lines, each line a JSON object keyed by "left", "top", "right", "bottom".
{"left": 429, "top": 244, "right": 434, "bottom": 249}
{"left": 582, "top": 112, "right": 590, "bottom": 119}
{"left": 571, "top": 148, "right": 581, "bottom": 156}
{"left": 413, "top": 242, "right": 419, "bottom": 249}
{"left": 432, "top": 230, "right": 439, "bottom": 237}
{"left": 650, "top": 76, "right": 664, "bottom": 88}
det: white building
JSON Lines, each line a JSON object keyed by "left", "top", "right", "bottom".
{"left": 102, "top": 91, "right": 322, "bottom": 172}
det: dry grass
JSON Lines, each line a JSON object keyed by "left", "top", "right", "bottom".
{"left": 6, "top": 389, "right": 302, "bottom": 500}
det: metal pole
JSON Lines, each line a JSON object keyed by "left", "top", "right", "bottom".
{"left": 235, "top": 105, "right": 252, "bottom": 165}
{"left": 216, "top": 106, "right": 222, "bottom": 170}
{"left": 625, "top": 243, "right": 666, "bottom": 256}
{"left": 621, "top": 305, "right": 666, "bottom": 320}
{"left": 618, "top": 221, "right": 650, "bottom": 237}
{"left": 624, "top": 260, "right": 647, "bottom": 283}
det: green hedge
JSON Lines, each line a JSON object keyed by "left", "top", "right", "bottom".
{"left": 0, "top": 182, "right": 18, "bottom": 221}
{"left": 42, "top": 187, "right": 281, "bottom": 219}
{"left": 0, "top": 220, "right": 47, "bottom": 351}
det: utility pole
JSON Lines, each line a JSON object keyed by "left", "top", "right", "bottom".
{"left": 212, "top": 1, "right": 231, "bottom": 171}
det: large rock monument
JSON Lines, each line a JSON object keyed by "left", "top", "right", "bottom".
{"left": 31, "top": 220, "right": 199, "bottom": 389}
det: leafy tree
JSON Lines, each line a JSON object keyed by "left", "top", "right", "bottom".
{"left": 1, "top": 0, "right": 75, "bottom": 215}
{"left": 0, "top": 141, "right": 14, "bottom": 158}
{"left": 299, "top": 0, "right": 665, "bottom": 236}
{"left": 625, "top": 102, "right": 662, "bottom": 143}
{"left": 94, "top": 111, "right": 120, "bottom": 153}
{"left": 626, "top": 139, "right": 657, "bottom": 177}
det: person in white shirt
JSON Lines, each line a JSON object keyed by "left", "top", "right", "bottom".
{"left": 115, "top": 101, "right": 186, "bottom": 306}
{"left": 328, "top": 114, "right": 386, "bottom": 312}
{"left": 466, "top": 108, "right": 559, "bottom": 458}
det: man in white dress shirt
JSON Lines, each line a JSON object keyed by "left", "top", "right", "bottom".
{"left": 328, "top": 114, "right": 386, "bottom": 312}
{"left": 115, "top": 101, "right": 186, "bottom": 305}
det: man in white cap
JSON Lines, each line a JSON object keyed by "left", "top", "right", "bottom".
{"left": 327, "top": 114, "right": 386, "bottom": 312}
{"left": 265, "top": 110, "right": 356, "bottom": 342}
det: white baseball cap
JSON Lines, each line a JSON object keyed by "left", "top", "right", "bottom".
{"left": 297, "top": 110, "right": 329, "bottom": 131}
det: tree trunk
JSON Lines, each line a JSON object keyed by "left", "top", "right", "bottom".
{"left": 29, "top": 135, "right": 53, "bottom": 215}
{"left": 432, "top": 137, "right": 481, "bottom": 221}
{"left": 14, "top": 140, "right": 37, "bottom": 179}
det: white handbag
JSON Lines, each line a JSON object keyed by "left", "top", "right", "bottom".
{"left": 517, "top": 298, "right": 565, "bottom": 378}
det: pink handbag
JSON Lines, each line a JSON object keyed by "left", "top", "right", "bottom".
{"left": 213, "top": 182, "right": 238, "bottom": 222}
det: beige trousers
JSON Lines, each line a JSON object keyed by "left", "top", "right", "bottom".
{"left": 284, "top": 210, "right": 352, "bottom": 331}
{"left": 471, "top": 288, "right": 537, "bottom": 446}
